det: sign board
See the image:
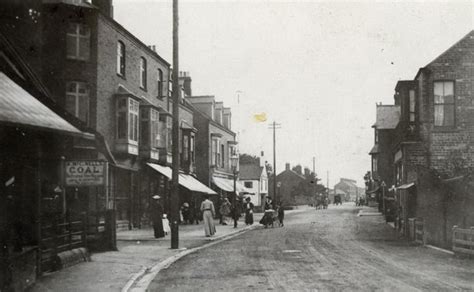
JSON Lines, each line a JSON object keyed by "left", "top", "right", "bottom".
{"left": 65, "top": 161, "right": 107, "bottom": 186}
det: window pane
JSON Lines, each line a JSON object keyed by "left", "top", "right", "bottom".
{"left": 78, "top": 95, "right": 88, "bottom": 123}
{"left": 444, "top": 81, "right": 454, "bottom": 97}
{"left": 134, "top": 114, "right": 138, "bottom": 141}
{"left": 66, "top": 35, "right": 77, "bottom": 58}
{"left": 434, "top": 105, "right": 444, "bottom": 126}
{"left": 65, "top": 94, "right": 76, "bottom": 115}
{"left": 129, "top": 113, "right": 133, "bottom": 140}
{"left": 443, "top": 105, "right": 455, "bottom": 126}
{"left": 118, "top": 112, "right": 126, "bottom": 139}
{"left": 79, "top": 36, "right": 90, "bottom": 60}
{"left": 434, "top": 82, "right": 444, "bottom": 103}
{"left": 141, "top": 120, "right": 149, "bottom": 146}
{"left": 67, "top": 23, "right": 77, "bottom": 34}
{"left": 409, "top": 90, "right": 415, "bottom": 111}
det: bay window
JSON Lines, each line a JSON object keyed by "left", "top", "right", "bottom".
{"left": 434, "top": 81, "right": 454, "bottom": 127}
{"left": 116, "top": 95, "right": 140, "bottom": 155}
{"left": 190, "top": 134, "right": 195, "bottom": 164}
{"left": 183, "top": 134, "right": 189, "bottom": 162}
{"left": 140, "top": 107, "right": 160, "bottom": 160}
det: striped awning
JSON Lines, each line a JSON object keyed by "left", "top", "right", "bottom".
{"left": 147, "top": 163, "right": 216, "bottom": 195}
{"left": 212, "top": 175, "right": 250, "bottom": 193}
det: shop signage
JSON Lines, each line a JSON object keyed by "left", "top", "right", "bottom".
{"left": 65, "top": 161, "right": 107, "bottom": 186}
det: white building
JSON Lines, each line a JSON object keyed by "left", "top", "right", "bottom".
{"left": 239, "top": 163, "right": 268, "bottom": 207}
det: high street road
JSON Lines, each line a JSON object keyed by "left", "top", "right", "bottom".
{"left": 150, "top": 204, "right": 474, "bottom": 291}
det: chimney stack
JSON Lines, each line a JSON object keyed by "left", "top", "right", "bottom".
{"left": 178, "top": 71, "right": 192, "bottom": 96}
{"left": 285, "top": 163, "right": 290, "bottom": 171}
{"left": 92, "top": 0, "right": 114, "bottom": 18}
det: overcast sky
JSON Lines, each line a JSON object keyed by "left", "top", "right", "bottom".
{"left": 114, "top": 0, "right": 473, "bottom": 187}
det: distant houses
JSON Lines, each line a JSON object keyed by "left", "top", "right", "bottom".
{"left": 368, "top": 30, "right": 474, "bottom": 249}
{"left": 334, "top": 178, "right": 362, "bottom": 202}
{"left": 238, "top": 162, "right": 268, "bottom": 208}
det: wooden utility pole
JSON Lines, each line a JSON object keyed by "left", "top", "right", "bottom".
{"left": 268, "top": 122, "right": 281, "bottom": 202}
{"left": 170, "top": 0, "right": 180, "bottom": 249}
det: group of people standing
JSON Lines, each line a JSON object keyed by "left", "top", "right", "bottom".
{"left": 150, "top": 194, "right": 284, "bottom": 239}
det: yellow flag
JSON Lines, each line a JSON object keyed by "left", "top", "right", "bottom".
{"left": 253, "top": 112, "right": 267, "bottom": 122}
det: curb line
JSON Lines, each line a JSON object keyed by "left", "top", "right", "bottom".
{"left": 122, "top": 224, "right": 258, "bottom": 292}
{"left": 425, "top": 244, "right": 455, "bottom": 255}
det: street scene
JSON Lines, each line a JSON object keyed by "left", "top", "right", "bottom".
{"left": 0, "top": 0, "right": 474, "bottom": 291}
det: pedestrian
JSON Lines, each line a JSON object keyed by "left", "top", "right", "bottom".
{"left": 219, "top": 197, "right": 232, "bottom": 225}
{"left": 232, "top": 197, "right": 242, "bottom": 228}
{"left": 259, "top": 196, "right": 274, "bottom": 227}
{"left": 277, "top": 202, "right": 285, "bottom": 227}
{"left": 200, "top": 194, "right": 216, "bottom": 237}
{"left": 150, "top": 195, "right": 165, "bottom": 238}
{"left": 180, "top": 202, "right": 190, "bottom": 224}
{"left": 243, "top": 197, "right": 254, "bottom": 225}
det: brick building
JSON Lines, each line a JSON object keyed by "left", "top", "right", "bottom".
{"left": 368, "top": 104, "right": 400, "bottom": 210}
{"left": 268, "top": 163, "right": 306, "bottom": 205}
{"left": 334, "top": 178, "right": 359, "bottom": 202}
{"left": 0, "top": 1, "right": 218, "bottom": 234}
{"left": 371, "top": 30, "right": 474, "bottom": 248}
{"left": 186, "top": 94, "right": 244, "bottom": 199}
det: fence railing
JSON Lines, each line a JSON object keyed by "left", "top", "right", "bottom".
{"left": 452, "top": 226, "right": 474, "bottom": 256}
{"left": 39, "top": 213, "right": 87, "bottom": 273}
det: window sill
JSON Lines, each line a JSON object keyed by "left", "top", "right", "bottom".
{"left": 117, "top": 73, "right": 126, "bottom": 80}
{"left": 66, "top": 56, "right": 89, "bottom": 62}
{"left": 140, "top": 86, "right": 147, "bottom": 92}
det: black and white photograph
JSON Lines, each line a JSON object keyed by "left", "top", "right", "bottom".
{"left": 1, "top": 0, "right": 474, "bottom": 291}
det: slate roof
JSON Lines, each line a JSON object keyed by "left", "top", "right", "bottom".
{"left": 239, "top": 164, "right": 264, "bottom": 180}
{"left": 373, "top": 105, "right": 400, "bottom": 129}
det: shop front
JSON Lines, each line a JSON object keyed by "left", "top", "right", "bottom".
{"left": 0, "top": 72, "right": 95, "bottom": 290}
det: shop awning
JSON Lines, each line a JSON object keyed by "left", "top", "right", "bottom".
{"left": 179, "top": 173, "right": 216, "bottom": 195}
{"left": 0, "top": 72, "right": 92, "bottom": 138}
{"left": 212, "top": 175, "right": 249, "bottom": 193}
{"left": 397, "top": 182, "right": 415, "bottom": 190}
{"left": 146, "top": 163, "right": 216, "bottom": 194}
{"left": 147, "top": 162, "right": 172, "bottom": 179}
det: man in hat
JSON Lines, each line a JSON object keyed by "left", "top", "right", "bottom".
{"left": 150, "top": 195, "right": 165, "bottom": 238}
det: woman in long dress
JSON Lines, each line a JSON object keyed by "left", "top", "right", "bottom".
{"left": 200, "top": 195, "right": 216, "bottom": 237}
{"left": 219, "top": 197, "right": 232, "bottom": 225}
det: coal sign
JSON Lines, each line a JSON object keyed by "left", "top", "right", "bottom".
{"left": 65, "top": 161, "right": 107, "bottom": 186}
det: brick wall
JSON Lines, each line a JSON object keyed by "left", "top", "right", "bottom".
{"left": 417, "top": 31, "right": 474, "bottom": 174}
{"left": 96, "top": 14, "right": 170, "bottom": 149}
{"left": 412, "top": 31, "right": 474, "bottom": 248}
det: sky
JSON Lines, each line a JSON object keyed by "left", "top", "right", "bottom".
{"left": 113, "top": 0, "right": 473, "bottom": 187}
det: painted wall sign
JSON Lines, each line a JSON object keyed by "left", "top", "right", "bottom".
{"left": 65, "top": 161, "right": 107, "bottom": 186}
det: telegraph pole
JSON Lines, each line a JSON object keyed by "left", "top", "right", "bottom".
{"left": 268, "top": 121, "right": 281, "bottom": 202}
{"left": 170, "top": 0, "right": 180, "bottom": 249}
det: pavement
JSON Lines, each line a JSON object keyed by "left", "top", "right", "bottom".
{"left": 29, "top": 209, "right": 281, "bottom": 292}
{"left": 151, "top": 203, "right": 474, "bottom": 291}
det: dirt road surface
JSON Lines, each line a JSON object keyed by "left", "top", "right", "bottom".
{"left": 150, "top": 204, "right": 474, "bottom": 291}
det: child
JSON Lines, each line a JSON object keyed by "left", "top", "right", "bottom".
{"left": 277, "top": 203, "right": 285, "bottom": 227}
